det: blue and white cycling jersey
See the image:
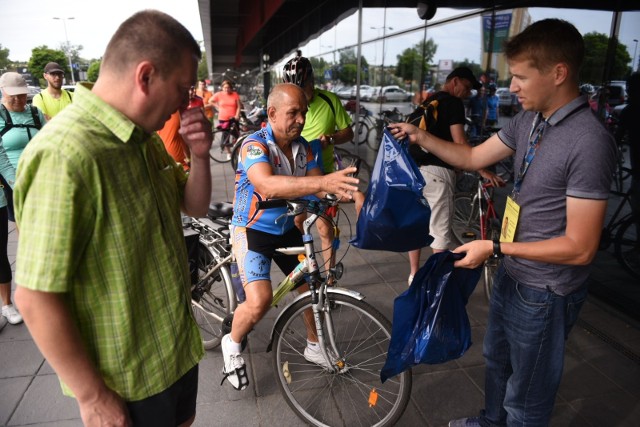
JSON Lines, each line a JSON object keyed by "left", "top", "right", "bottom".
{"left": 231, "top": 124, "right": 320, "bottom": 234}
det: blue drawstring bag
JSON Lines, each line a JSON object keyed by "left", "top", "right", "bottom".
{"left": 380, "top": 251, "right": 481, "bottom": 382}
{"left": 350, "top": 128, "right": 432, "bottom": 252}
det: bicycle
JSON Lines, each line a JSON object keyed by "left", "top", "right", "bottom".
{"left": 334, "top": 146, "right": 372, "bottom": 193}
{"left": 186, "top": 203, "right": 237, "bottom": 349}
{"left": 452, "top": 172, "right": 502, "bottom": 301}
{"left": 350, "top": 106, "right": 404, "bottom": 151}
{"left": 598, "top": 188, "right": 639, "bottom": 278}
{"left": 254, "top": 196, "right": 411, "bottom": 426}
{"left": 210, "top": 120, "right": 241, "bottom": 163}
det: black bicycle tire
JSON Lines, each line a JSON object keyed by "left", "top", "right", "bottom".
{"left": 191, "top": 243, "right": 235, "bottom": 350}
{"left": 614, "top": 215, "right": 640, "bottom": 280}
{"left": 367, "top": 129, "right": 383, "bottom": 152}
{"left": 229, "top": 134, "right": 249, "bottom": 171}
{"left": 452, "top": 195, "right": 480, "bottom": 245}
{"left": 483, "top": 220, "right": 502, "bottom": 302}
{"left": 334, "top": 149, "right": 371, "bottom": 193}
{"left": 271, "top": 293, "right": 412, "bottom": 426}
{"left": 210, "top": 130, "right": 233, "bottom": 163}
{"left": 351, "top": 120, "right": 369, "bottom": 145}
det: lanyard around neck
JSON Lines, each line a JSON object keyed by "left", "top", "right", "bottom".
{"left": 512, "top": 113, "right": 547, "bottom": 197}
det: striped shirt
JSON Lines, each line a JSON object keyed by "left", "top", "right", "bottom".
{"left": 14, "top": 83, "right": 203, "bottom": 400}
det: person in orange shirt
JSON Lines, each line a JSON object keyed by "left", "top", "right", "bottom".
{"left": 157, "top": 111, "right": 190, "bottom": 171}
{"left": 210, "top": 80, "right": 242, "bottom": 125}
{"left": 195, "top": 80, "right": 214, "bottom": 121}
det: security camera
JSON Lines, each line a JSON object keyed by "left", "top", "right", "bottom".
{"left": 417, "top": 1, "right": 437, "bottom": 21}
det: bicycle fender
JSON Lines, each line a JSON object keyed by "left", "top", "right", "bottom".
{"left": 266, "top": 287, "right": 365, "bottom": 352}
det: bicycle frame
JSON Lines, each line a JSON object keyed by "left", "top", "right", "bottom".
{"left": 261, "top": 198, "right": 357, "bottom": 373}
{"left": 478, "top": 181, "right": 499, "bottom": 239}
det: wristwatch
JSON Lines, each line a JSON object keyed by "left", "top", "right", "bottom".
{"left": 329, "top": 135, "right": 335, "bottom": 145}
{"left": 492, "top": 239, "right": 504, "bottom": 259}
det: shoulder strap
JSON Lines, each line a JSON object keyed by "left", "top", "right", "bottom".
{"left": 30, "top": 106, "right": 42, "bottom": 129}
{"left": 65, "top": 90, "right": 73, "bottom": 102}
{"left": 0, "top": 105, "right": 13, "bottom": 137}
{"left": 317, "top": 92, "right": 336, "bottom": 118}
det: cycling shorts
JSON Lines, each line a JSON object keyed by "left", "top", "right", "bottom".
{"left": 231, "top": 226, "right": 303, "bottom": 285}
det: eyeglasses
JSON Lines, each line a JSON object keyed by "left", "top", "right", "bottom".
{"left": 47, "top": 72, "right": 64, "bottom": 78}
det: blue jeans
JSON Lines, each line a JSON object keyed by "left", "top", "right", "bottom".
{"left": 480, "top": 266, "right": 587, "bottom": 427}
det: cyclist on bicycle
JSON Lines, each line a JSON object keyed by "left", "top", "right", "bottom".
{"left": 282, "top": 55, "right": 363, "bottom": 267}
{"left": 211, "top": 80, "right": 243, "bottom": 158}
{"left": 221, "top": 83, "right": 359, "bottom": 391}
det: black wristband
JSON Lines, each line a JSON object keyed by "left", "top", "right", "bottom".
{"left": 492, "top": 239, "right": 504, "bottom": 259}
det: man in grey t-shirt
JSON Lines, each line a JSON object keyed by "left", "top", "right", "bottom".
{"left": 390, "top": 19, "right": 616, "bottom": 427}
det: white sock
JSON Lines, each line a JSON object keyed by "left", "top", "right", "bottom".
{"left": 307, "top": 339, "right": 319, "bottom": 349}
{"left": 225, "top": 334, "right": 242, "bottom": 353}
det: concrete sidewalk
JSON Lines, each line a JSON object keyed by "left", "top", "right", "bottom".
{"left": 1, "top": 152, "right": 639, "bottom": 426}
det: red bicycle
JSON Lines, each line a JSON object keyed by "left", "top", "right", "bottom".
{"left": 452, "top": 172, "right": 502, "bottom": 301}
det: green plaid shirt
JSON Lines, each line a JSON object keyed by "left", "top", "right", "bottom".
{"left": 14, "top": 84, "right": 204, "bottom": 400}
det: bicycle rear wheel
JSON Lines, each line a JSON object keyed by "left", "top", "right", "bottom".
{"left": 366, "top": 121, "right": 383, "bottom": 151}
{"left": 334, "top": 148, "right": 372, "bottom": 193}
{"left": 191, "top": 243, "right": 235, "bottom": 349}
{"left": 351, "top": 121, "right": 370, "bottom": 145}
{"left": 614, "top": 215, "right": 640, "bottom": 279}
{"left": 272, "top": 293, "right": 411, "bottom": 427}
{"left": 452, "top": 195, "right": 480, "bottom": 245}
{"left": 483, "top": 219, "right": 502, "bottom": 301}
{"left": 210, "top": 130, "right": 233, "bottom": 163}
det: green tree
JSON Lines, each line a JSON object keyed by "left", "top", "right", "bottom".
{"left": 87, "top": 61, "right": 101, "bottom": 82}
{"left": 582, "top": 32, "right": 632, "bottom": 83}
{"left": 197, "top": 54, "right": 208, "bottom": 81}
{"left": 309, "top": 57, "right": 329, "bottom": 84}
{"left": 337, "top": 49, "right": 369, "bottom": 85}
{"left": 395, "top": 39, "right": 437, "bottom": 83}
{"left": 0, "top": 44, "right": 10, "bottom": 71}
{"left": 28, "top": 46, "right": 69, "bottom": 85}
{"left": 453, "top": 60, "right": 484, "bottom": 78}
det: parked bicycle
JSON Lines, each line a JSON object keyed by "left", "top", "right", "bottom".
{"left": 452, "top": 172, "right": 502, "bottom": 301}
{"left": 351, "top": 106, "right": 405, "bottom": 150}
{"left": 210, "top": 119, "right": 241, "bottom": 163}
{"left": 186, "top": 203, "right": 237, "bottom": 349}
{"left": 598, "top": 188, "right": 639, "bottom": 278}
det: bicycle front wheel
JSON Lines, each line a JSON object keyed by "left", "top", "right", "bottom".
{"left": 191, "top": 243, "right": 235, "bottom": 349}
{"left": 614, "top": 215, "right": 640, "bottom": 279}
{"left": 210, "top": 130, "right": 233, "bottom": 163}
{"left": 452, "top": 195, "right": 480, "bottom": 245}
{"left": 272, "top": 293, "right": 412, "bottom": 427}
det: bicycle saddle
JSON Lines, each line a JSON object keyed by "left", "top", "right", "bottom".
{"left": 208, "top": 202, "right": 234, "bottom": 220}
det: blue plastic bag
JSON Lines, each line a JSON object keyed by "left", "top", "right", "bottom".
{"left": 380, "top": 251, "right": 481, "bottom": 382}
{"left": 350, "top": 128, "right": 432, "bottom": 252}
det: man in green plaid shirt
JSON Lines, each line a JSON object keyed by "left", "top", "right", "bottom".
{"left": 13, "top": 11, "right": 211, "bottom": 426}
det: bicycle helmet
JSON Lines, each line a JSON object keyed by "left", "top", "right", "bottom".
{"left": 282, "top": 56, "right": 314, "bottom": 87}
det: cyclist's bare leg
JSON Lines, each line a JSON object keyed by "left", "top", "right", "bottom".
{"left": 295, "top": 282, "right": 319, "bottom": 342}
{"left": 316, "top": 217, "right": 335, "bottom": 272}
{"left": 230, "top": 279, "right": 272, "bottom": 343}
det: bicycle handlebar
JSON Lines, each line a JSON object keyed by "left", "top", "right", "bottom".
{"left": 255, "top": 199, "right": 288, "bottom": 210}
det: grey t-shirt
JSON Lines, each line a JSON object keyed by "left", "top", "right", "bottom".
{"left": 497, "top": 95, "right": 616, "bottom": 295}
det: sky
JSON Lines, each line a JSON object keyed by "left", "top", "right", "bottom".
{"left": 0, "top": 1, "right": 638, "bottom": 71}
{"left": 303, "top": 7, "right": 640, "bottom": 70}
{"left": 0, "top": 0, "right": 204, "bottom": 62}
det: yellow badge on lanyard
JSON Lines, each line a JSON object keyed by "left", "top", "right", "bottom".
{"left": 501, "top": 196, "right": 520, "bottom": 243}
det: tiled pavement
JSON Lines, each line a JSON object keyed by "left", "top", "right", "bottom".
{"left": 1, "top": 145, "right": 639, "bottom": 426}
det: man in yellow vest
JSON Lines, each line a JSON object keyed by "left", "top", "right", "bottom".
{"left": 32, "top": 62, "right": 73, "bottom": 121}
